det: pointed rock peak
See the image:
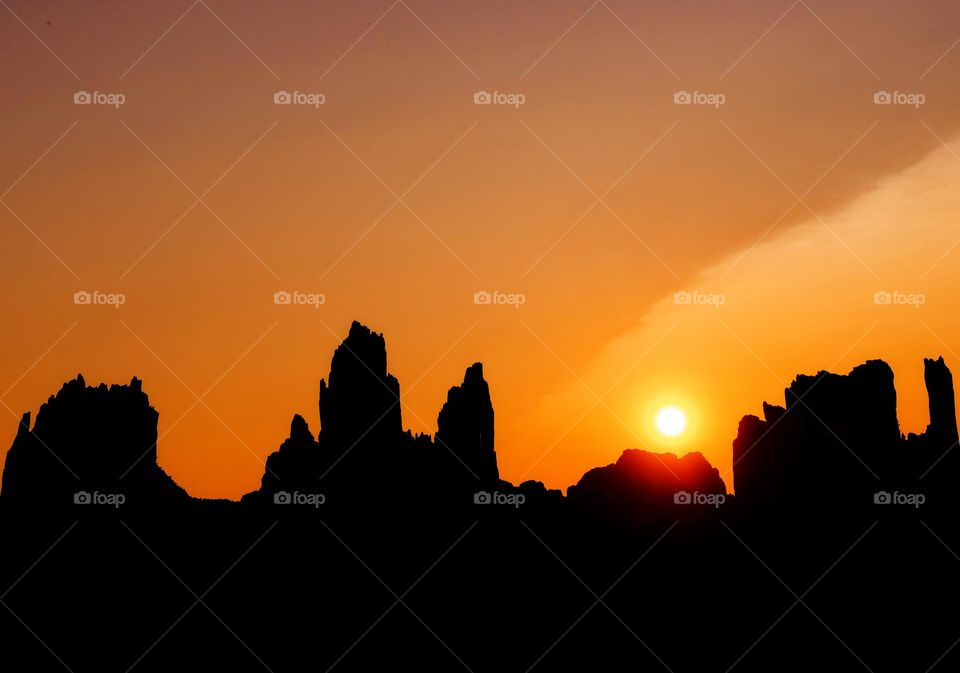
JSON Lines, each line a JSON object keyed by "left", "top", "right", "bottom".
{"left": 463, "top": 362, "right": 484, "bottom": 385}
{"left": 130, "top": 377, "right": 142, "bottom": 392}
{"left": 57, "top": 374, "right": 87, "bottom": 400}
{"left": 319, "top": 321, "right": 403, "bottom": 448}
{"left": 289, "top": 414, "right": 313, "bottom": 442}
{"left": 922, "top": 355, "right": 958, "bottom": 442}
{"left": 922, "top": 356, "right": 953, "bottom": 387}
{"left": 16, "top": 412, "right": 31, "bottom": 437}
{"left": 436, "top": 362, "right": 497, "bottom": 481}
{"left": 331, "top": 321, "right": 389, "bottom": 378}
{"left": 762, "top": 402, "right": 785, "bottom": 423}
{"left": 349, "top": 320, "right": 371, "bottom": 336}
{"left": 345, "top": 321, "right": 386, "bottom": 348}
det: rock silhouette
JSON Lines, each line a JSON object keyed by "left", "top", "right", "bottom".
{"left": 733, "top": 357, "right": 960, "bottom": 518}
{"left": 436, "top": 362, "right": 498, "bottom": 483}
{"left": 2, "top": 322, "right": 959, "bottom": 671}
{"left": 240, "top": 324, "right": 506, "bottom": 508}
{"left": 919, "top": 356, "right": 958, "bottom": 444}
{"left": 242, "top": 414, "right": 327, "bottom": 505}
{"left": 732, "top": 360, "right": 900, "bottom": 518}
{"left": 319, "top": 320, "right": 402, "bottom": 455}
{"left": 1, "top": 374, "right": 187, "bottom": 506}
{"left": 903, "top": 356, "right": 960, "bottom": 511}
{"left": 568, "top": 448, "right": 726, "bottom": 521}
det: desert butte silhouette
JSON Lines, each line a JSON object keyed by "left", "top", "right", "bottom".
{"left": 1, "top": 321, "right": 958, "bottom": 672}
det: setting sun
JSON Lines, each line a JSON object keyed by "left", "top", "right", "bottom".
{"left": 655, "top": 406, "right": 687, "bottom": 438}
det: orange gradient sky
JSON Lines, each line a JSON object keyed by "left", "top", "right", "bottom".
{"left": 2, "top": 0, "right": 960, "bottom": 499}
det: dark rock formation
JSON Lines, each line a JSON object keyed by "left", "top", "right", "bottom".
{"left": 240, "top": 323, "right": 503, "bottom": 507}
{"left": 436, "top": 362, "right": 498, "bottom": 483}
{"left": 733, "top": 357, "right": 960, "bottom": 519}
{"left": 517, "top": 479, "right": 564, "bottom": 507}
{"left": 1, "top": 374, "right": 187, "bottom": 505}
{"left": 913, "top": 356, "right": 959, "bottom": 446}
{"left": 319, "top": 321, "right": 402, "bottom": 457}
{"left": 242, "top": 414, "right": 328, "bottom": 505}
{"left": 732, "top": 361, "right": 899, "bottom": 518}
{"left": 567, "top": 449, "right": 726, "bottom": 520}
{"left": 902, "top": 356, "right": 960, "bottom": 509}
{"left": 787, "top": 359, "right": 900, "bottom": 451}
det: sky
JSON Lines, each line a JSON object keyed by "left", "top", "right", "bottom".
{"left": 2, "top": 0, "right": 960, "bottom": 499}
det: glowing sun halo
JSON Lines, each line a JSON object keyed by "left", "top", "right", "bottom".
{"left": 656, "top": 406, "right": 687, "bottom": 437}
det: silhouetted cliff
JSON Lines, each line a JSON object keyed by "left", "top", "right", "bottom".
{"left": 734, "top": 357, "right": 960, "bottom": 519}
{"left": 2, "top": 334, "right": 959, "bottom": 672}
{"left": 242, "top": 414, "right": 328, "bottom": 505}
{"left": 319, "top": 321, "right": 402, "bottom": 454}
{"left": 6, "top": 321, "right": 959, "bottom": 530}
{"left": 1, "top": 375, "right": 187, "bottom": 505}
{"left": 239, "top": 323, "right": 510, "bottom": 507}
{"left": 436, "top": 362, "right": 498, "bottom": 483}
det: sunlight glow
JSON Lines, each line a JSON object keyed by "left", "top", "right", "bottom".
{"left": 655, "top": 406, "right": 687, "bottom": 437}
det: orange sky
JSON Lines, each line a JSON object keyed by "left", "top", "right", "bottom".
{"left": 2, "top": 0, "right": 960, "bottom": 499}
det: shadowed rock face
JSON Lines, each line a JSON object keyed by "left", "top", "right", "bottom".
{"left": 733, "top": 361, "right": 899, "bottom": 517}
{"left": 919, "top": 356, "right": 958, "bottom": 446}
{"left": 243, "top": 324, "right": 500, "bottom": 506}
{"left": 5, "top": 318, "right": 957, "bottom": 528}
{"left": 0, "top": 375, "right": 187, "bottom": 505}
{"left": 901, "top": 356, "right": 960, "bottom": 509}
{"left": 246, "top": 414, "right": 327, "bottom": 504}
{"left": 787, "top": 360, "right": 900, "bottom": 452}
{"left": 319, "top": 321, "right": 402, "bottom": 456}
{"left": 734, "top": 357, "right": 960, "bottom": 518}
{"left": 731, "top": 405, "right": 781, "bottom": 514}
{"left": 436, "top": 362, "right": 498, "bottom": 483}
{"left": 567, "top": 449, "right": 726, "bottom": 520}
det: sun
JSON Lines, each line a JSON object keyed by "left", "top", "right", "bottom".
{"left": 655, "top": 406, "right": 687, "bottom": 437}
